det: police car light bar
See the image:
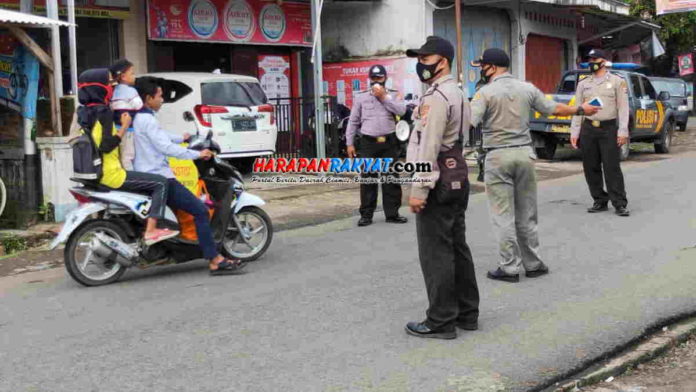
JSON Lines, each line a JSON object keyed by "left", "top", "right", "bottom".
{"left": 579, "top": 62, "right": 642, "bottom": 70}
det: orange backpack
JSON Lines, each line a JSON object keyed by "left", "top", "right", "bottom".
{"left": 175, "top": 179, "right": 215, "bottom": 241}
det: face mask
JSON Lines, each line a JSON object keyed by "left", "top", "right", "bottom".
{"left": 479, "top": 65, "right": 493, "bottom": 85}
{"left": 416, "top": 59, "right": 442, "bottom": 83}
{"left": 590, "top": 61, "right": 604, "bottom": 73}
{"left": 370, "top": 81, "right": 383, "bottom": 87}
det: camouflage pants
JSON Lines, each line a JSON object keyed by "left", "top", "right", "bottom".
{"left": 484, "top": 146, "right": 545, "bottom": 274}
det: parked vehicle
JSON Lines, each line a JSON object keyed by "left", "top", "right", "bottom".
{"left": 648, "top": 77, "right": 691, "bottom": 131}
{"left": 50, "top": 132, "right": 273, "bottom": 287}
{"left": 142, "top": 73, "right": 278, "bottom": 167}
{"left": 530, "top": 69, "right": 678, "bottom": 160}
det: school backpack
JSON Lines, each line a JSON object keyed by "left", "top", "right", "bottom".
{"left": 70, "top": 129, "right": 103, "bottom": 182}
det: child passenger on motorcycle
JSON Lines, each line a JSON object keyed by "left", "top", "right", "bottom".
{"left": 132, "top": 77, "right": 246, "bottom": 275}
{"left": 77, "top": 68, "right": 178, "bottom": 245}
{"left": 109, "top": 59, "right": 142, "bottom": 171}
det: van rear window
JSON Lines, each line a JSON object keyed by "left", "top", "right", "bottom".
{"left": 201, "top": 82, "right": 268, "bottom": 107}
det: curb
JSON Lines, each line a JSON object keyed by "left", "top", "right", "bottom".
{"left": 552, "top": 316, "right": 696, "bottom": 391}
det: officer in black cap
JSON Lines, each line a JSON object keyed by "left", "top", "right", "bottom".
{"left": 402, "top": 36, "right": 479, "bottom": 340}
{"left": 345, "top": 64, "right": 408, "bottom": 227}
{"left": 570, "top": 48, "right": 630, "bottom": 217}
{"left": 470, "top": 48, "right": 599, "bottom": 284}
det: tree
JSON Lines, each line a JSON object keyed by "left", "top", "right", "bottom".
{"left": 628, "top": 0, "right": 696, "bottom": 75}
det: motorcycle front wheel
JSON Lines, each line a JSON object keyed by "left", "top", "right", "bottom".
{"left": 222, "top": 206, "right": 273, "bottom": 262}
{"left": 64, "top": 220, "right": 128, "bottom": 286}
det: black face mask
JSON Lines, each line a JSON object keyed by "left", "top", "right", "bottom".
{"left": 590, "top": 61, "right": 604, "bottom": 73}
{"left": 370, "top": 81, "right": 384, "bottom": 87}
{"left": 416, "top": 59, "right": 442, "bottom": 83}
{"left": 479, "top": 65, "right": 494, "bottom": 85}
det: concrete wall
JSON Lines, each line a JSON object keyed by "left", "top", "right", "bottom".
{"left": 120, "top": 0, "right": 149, "bottom": 73}
{"left": 322, "top": 0, "right": 432, "bottom": 61}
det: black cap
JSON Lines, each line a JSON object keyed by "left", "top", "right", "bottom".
{"left": 369, "top": 64, "right": 387, "bottom": 78}
{"left": 406, "top": 36, "right": 454, "bottom": 65}
{"left": 109, "top": 58, "right": 133, "bottom": 77}
{"left": 471, "top": 48, "right": 510, "bottom": 67}
{"left": 588, "top": 49, "right": 608, "bottom": 60}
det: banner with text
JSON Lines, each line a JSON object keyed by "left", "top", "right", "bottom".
{"left": 0, "top": 1, "right": 131, "bottom": 19}
{"left": 322, "top": 57, "right": 422, "bottom": 109}
{"left": 678, "top": 53, "right": 694, "bottom": 76}
{"left": 147, "top": 0, "right": 312, "bottom": 46}
{"left": 656, "top": 0, "right": 696, "bottom": 15}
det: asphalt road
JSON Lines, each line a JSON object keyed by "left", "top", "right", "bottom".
{"left": 3, "top": 143, "right": 696, "bottom": 392}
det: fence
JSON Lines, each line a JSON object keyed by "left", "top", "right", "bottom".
{"left": 268, "top": 96, "right": 348, "bottom": 158}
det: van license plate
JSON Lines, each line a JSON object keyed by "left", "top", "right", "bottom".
{"left": 231, "top": 119, "right": 257, "bottom": 132}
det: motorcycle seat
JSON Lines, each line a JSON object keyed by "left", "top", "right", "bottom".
{"left": 70, "top": 178, "right": 112, "bottom": 192}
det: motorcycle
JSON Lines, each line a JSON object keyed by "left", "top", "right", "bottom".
{"left": 50, "top": 131, "right": 273, "bottom": 287}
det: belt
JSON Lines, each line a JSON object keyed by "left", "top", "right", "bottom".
{"left": 584, "top": 119, "right": 617, "bottom": 128}
{"left": 361, "top": 133, "right": 395, "bottom": 143}
{"left": 485, "top": 143, "right": 530, "bottom": 152}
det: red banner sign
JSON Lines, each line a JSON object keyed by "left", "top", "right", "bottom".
{"left": 0, "top": 1, "right": 130, "bottom": 19}
{"left": 679, "top": 53, "right": 694, "bottom": 76}
{"left": 147, "top": 0, "right": 312, "bottom": 47}
{"left": 323, "top": 57, "right": 422, "bottom": 109}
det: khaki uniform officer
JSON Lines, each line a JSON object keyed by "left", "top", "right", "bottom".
{"left": 570, "top": 48, "right": 630, "bottom": 217}
{"left": 470, "top": 48, "right": 599, "bottom": 283}
{"left": 403, "top": 36, "right": 479, "bottom": 340}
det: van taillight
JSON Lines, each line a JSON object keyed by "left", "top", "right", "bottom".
{"left": 259, "top": 104, "right": 275, "bottom": 125}
{"left": 70, "top": 190, "right": 91, "bottom": 204}
{"left": 194, "top": 105, "right": 228, "bottom": 127}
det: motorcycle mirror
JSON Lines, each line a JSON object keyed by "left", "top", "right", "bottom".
{"left": 183, "top": 111, "right": 195, "bottom": 122}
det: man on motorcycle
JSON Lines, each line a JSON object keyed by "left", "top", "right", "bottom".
{"left": 132, "top": 77, "right": 246, "bottom": 275}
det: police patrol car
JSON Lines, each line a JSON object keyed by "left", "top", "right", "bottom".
{"left": 529, "top": 64, "right": 677, "bottom": 160}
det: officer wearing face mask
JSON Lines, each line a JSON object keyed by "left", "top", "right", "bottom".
{"left": 402, "top": 36, "right": 479, "bottom": 340}
{"left": 570, "top": 49, "right": 630, "bottom": 217}
{"left": 470, "top": 48, "right": 599, "bottom": 284}
{"left": 346, "top": 64, "right": 408, "bottom": 227}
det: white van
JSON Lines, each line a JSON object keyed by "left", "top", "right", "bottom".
{"left": 142, "top": 73, "right": 277, "bottom": 160}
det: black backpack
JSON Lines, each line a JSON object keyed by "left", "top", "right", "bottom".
{"left": 70, "top": 129, "right": 103, "bottom": 182}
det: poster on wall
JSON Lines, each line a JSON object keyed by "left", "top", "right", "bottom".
{"left": 147, "top": 0, "right": 312, "bottom": 47}
{"left": 0, "top": 32, "right": 40, "bottom": 119}
{"left": 679, "top": 53, "right": 694, "bottom": 76}
{"left": 258, "top": 54, "right": 291, "bottom": 102}
{"left": 656, "top": 0, "right": 696, "bottom": 15}
{"left": 322, "top": 57, "right": 421, "bottom": 109}
{"left": 0, "top": 0, "right": 131, "bottom": 19}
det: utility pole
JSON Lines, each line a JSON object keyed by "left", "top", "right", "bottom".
{"left": 310, "top": 0, "right": 326, "bottom": 159}
{"left": 455, "top": 0, "right": 463, "bottom": 85}
{"left": 46, "top": 0, "right": 63, "bottom": 135}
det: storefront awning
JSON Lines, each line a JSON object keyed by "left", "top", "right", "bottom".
{"left": 573, "top": 6, "right": 664, "bottom": 58}
{"left": 0, "top": 8, "right": 73, "bottom": 28}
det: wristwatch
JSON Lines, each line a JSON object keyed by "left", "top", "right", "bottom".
{"left": 576, "top": 105, "right": 585, "bottom": 116}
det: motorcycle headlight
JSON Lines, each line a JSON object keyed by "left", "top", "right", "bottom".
{"left": 232, "top": 179, "right": 245, "bottom": 193}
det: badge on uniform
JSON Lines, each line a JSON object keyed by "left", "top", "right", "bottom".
{"left": 592, "top": 120, "right": 601, "bottom": 127}
{"left": 376, "top": 136, "right": 386, "bottom": 143}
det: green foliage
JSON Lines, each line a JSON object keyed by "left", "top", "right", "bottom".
{"left": 1, "top": 235, "right": 27, "bottom": 255}
{"left": 628, "top": 0, "right": 696, "bottom": 54}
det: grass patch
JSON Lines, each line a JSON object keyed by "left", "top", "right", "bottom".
{"left": 1, "top": 235, "right": 28, "bottom": 255}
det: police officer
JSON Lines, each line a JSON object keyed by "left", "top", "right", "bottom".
{"left": 346, "top": 65, "right": 408, "bottom": 227}
{"left": 470, "top": 48, "right": 599, "bottom": 283}
{"left": 403, "top": 36, "right": 479, "bottom": 339}
{"left": 570, "top": 49, "right": 630, "bottom": 217}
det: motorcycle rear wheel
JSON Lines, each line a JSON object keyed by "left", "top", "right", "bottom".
{"left": 64, "top": 220, "right": 128, "bottom": 286}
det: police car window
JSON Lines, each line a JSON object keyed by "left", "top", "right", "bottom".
{"left": 558, "top": 73, "right": 576, "bottom": 93}
{"left": 630, "top": 75, "right": 643, "bottom": 98}
{"left": 642, "top": 77, "right": 657, "bottom": 99}
{"left": 651, "top": 80, "right": 686, "bottom": 97}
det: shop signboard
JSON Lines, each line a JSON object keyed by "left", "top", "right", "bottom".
{"left": 0, "top": 32, "right": 40, "bottom": 119}
{"left": 147, "top": 0, "right": 312, "bottom": 47}
{"left": 0, "top": 0, "right": 131, "bottom": 19}
{"left": 656, "top": 0, "right": 696, "bottom": 15}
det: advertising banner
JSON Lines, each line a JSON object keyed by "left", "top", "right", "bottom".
{"left": 656, "top": 0, "right": 696, "bottom": 15}
{"left": 147, "top": 0, "right": 312, "bottom": 47}
{"left": 0, "top": 1, "right": 131, "bottom": 19}
{"left": 678, "top": 53, "right": 694, "bottom": 76}
{"left": 0, "top": 31, "right": 40, "bottom": 119}
{"left": 322, "top": 57, "right": 422, "bottom": 109}
{"left": 258, "top": 54, "right": 291, "bottom": 101}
